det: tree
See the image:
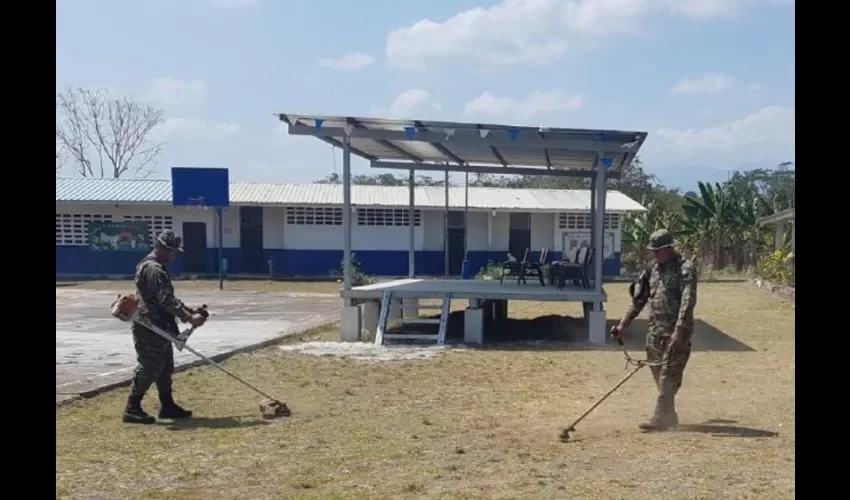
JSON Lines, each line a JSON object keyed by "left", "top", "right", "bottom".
{"left": 314, "top": 172, "right": 448, "bottom": 186}
{"left": 55, "top": 87, "right": 165, "bottom": 178}
{"left": 56, "top": 141, "right": 64, "bottom": 174}
{"left": 727, "top": 162, "right": 795, "bottom": 212}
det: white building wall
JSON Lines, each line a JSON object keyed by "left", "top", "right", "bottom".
{"left": 421, "top": 210, "right": 444, "bottom": 251}
{"left": 220, "top": 206, "right": 240, "bottom": 248}
{"left": 466, "top": 211, "right": 489, "bottom": 251}
{"left": 490, "top": 212, "right": 511, "bottom": 251}
{"left": 280, "top": 206, "right": 425, "bottom": 251}
{"left": 57, "top": 203, "right": 626, "bottom": 261}
{"left": 531, "top": 213, "right": 555, "bottom": 250}
{"left": 418, "top": 209, "right": 517, "bottom": 253}
{"left": 55, "top": 203, "right": 238, "bottom": 247}
{"left": 282, "top": 225, "right": 340, "bottom": 250}
{"left": 263, "top": 207, "right": 285, "bottom": 249}
{"left": 353, "top": 226, "right": 425, "bottom": 251}
{"left": 553, "top": 212, "right": 624, "bottom": 260}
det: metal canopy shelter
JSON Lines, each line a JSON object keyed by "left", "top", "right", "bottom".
{"left": 277, "top": 113, "right": 649, "bottom": 307}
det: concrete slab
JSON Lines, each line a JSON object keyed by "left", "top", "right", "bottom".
{"left": 56, "top": 289, "right": 340, "bottom": 404}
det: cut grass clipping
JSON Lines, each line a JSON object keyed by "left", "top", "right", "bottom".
{"left": 57, "top": 282, "right": 794, "bottom": 500}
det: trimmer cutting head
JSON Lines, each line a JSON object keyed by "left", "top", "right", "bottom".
{"left": 559, "top": 426, "right": 575, "bottom": 442}
{"left": 260, "top": 399, "right": 291, "bottom": 419}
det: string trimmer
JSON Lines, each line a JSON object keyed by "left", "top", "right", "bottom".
{"left": 558, "top": 329, "right": 663, "bottom": 442}
{"left": 110, "top": 294, "right": 291, "bottom": 419}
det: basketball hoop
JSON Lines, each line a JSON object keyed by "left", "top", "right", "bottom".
{"left": 182, "top": 196, "right": 211, "bottom": 213}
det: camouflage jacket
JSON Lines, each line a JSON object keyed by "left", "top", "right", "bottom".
{"left": 134, "top": 253, "right": 191, "bottom": 329}
{"left": 622, "top": 253, "right": 698, "bottom": 337}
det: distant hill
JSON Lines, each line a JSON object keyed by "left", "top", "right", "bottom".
{"left": 651, "top": 160, "right": 789, "bottom": 192}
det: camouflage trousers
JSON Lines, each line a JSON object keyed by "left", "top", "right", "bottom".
{"left": 128, "top": 321, "right": 177, "bottom": 402}
{"left": 645, "top": 330, "right": 692, "bottom": 399}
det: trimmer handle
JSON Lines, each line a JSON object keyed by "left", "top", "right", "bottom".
{"left": 196, "top": 304, "right": 209, "bottom": 319}
{"left": 609, "top": 326, "right": 625, "bottom": 346}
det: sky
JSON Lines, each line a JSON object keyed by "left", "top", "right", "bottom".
{"left": 55, "top": 0, "right": 795, "bottom": 192}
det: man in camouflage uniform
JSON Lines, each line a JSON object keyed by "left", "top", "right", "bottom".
{"left": 611, "top": 229, "right": 698, "bottom": 431}
{"left": 123, "top": 230, "right": 207, "bottom": 424}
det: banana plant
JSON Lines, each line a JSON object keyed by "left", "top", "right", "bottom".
{"left": 622, "top": 193, "right": 684, "bottom": 271}
{"left": 680, "top": 182, "right": 739, "bottom": 268}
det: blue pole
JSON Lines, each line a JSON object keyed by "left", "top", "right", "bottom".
{"left": 216, "top": 206, "right": 223, "bottom": 290}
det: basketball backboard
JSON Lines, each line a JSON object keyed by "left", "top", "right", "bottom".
{"left": 171, "top": 167, "right": 230, "bottom": 207}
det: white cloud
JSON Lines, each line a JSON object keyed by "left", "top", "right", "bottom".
{"left": 148, "top": 78, "right": 206, "bottom": 107}
{"left": 390, "top": 89, "right": 436, "bottom": 115}
{"left": 370, "top": 89, "right": 442, "bottom": 118}
{"left": 672, "top": 0, "right": 742, "bottom": 17}
{"left": 670, "top": 73, "right": 735, "bottom": 95}
{"left": 651, "top": 105, "right": 794, "bottom": 161}
{"left": 464, "top": 89, "right": 583, "bottom": 119}
{"left": 153, "top": 117, "right": 241, "bottom": 141}
{"left": 206, "top": 0, "right": 261, "bottom": 7}
{"left": 385, "top": 0, "right": 762, "bottom": 70}
{"left": 318, "top": 52, "right": 376, "bottom": 71}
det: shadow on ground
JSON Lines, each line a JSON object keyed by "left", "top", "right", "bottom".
{"left": 386, "top": 312, "right": 754, "bottom": 352}
{"left": 159, "top": 416, "right": 270, "bottom": 431}
{"left": 677, "top": 418, "right": 778, "bottom": 438}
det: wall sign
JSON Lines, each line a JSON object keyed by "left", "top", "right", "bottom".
{"left": 562, "top": 231, "right": 615, "bottom": 259}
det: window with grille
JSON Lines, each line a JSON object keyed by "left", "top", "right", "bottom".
{"left": 284, "top": 206, "right": 343, "bottom": 225}
{"left": 56, "top": 213, "right": 114, "bottom": 246}
{"left": 357, "top": 208, "right": 421, "bottom": 226}
{"left": 558, "top": 213, "right": 620, "bottom": 230}
{"left": 123, "top": 214, "right": 174, "bottom": 244}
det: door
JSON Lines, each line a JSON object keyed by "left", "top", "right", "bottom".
{"left": 240, "top": 206, "right": 265, "bottom": 274}
{"left": 447, "top": 211, "right": 466, "bottom": 275}
{"left": 181, "top": 222, "right": 207, "bottom": 274}
{"left": 508, "top": 213, "right": 531, "bottom": 261}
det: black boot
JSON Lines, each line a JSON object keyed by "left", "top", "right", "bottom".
{"left": 158, "top": 390, "right": 192, "bottom": 419}
{"left": 122, "top": 396, "right": 156, "bottom": 424}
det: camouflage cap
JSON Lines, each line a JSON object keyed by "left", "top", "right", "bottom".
{"left": 646, "top": 228, "right": 675, "bottom": 250}
{"left": 155, "top": 229, "right": 183, "bottom": 252}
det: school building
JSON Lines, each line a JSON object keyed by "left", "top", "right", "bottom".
{"left": 55, "top": 177, "right": 646, "bottom": 278}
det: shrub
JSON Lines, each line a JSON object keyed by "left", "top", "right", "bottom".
{"left": 756, "top": 249, "right": 795, "bottom": 287}
{"left": 475, "top": 261, "right": 502, "bottom": 280}
{"left": 331, "top": 252, "right": 374, "bottom": 286}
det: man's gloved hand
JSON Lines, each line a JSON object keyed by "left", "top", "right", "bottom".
{"left": 180, "top": 305, "right": 209, "bottom": 326}
{"left": 610, "top": 323, "right": 627, "bottom": 344}
{"left": 187, "top": 304, "right": 209, "bottom": 318}
{"left": 188, "top": 313, "right": 207, "bottom": 328}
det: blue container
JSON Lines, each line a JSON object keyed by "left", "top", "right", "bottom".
{"left": 461, "top": 259, "right": 472, "bottom": 279}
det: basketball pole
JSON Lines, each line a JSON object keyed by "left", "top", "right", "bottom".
{"left": 216, "top": 206, "right": 223, "bottom": 290}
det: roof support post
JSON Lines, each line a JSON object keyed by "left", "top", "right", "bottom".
{"left": 409, "top": 169, "right": 415, "bottom": 278}
{"left": 592, "top": 152, "right": 607, "bottom": 294}
{"left": 589, "top": 174, "right": 597, "bottom": 286}
{"left": 464, "top": 171, "right": 469, "bottom": 258}
{"left": 444, "top": 169, "right": 450, "bottom": 278}
{"left": 342, "top": 136, "right": 352, "bottom": 305}
{"left": 791, "top": 219, "right": 797, "bottom": 254}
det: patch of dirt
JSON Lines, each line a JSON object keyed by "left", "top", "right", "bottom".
{"left": 56, "top": 282, "right": 795, "bottom": 500}
{"left": 279, "top": 341, "right": 456, "bottom": 362}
